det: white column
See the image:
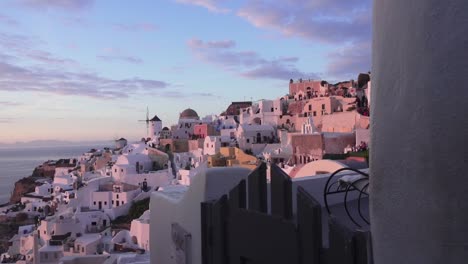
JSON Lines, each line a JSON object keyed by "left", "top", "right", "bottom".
{"left": 371, "top": 1, "right": 468, "bottom": 263}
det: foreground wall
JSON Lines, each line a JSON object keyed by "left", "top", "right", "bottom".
{"left": 371, "top": 1, "right": 468, "bottom": 263}
{"left": 150, "top": 167, "right": 251, "bottom": 264}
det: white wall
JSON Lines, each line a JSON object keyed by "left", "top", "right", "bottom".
{"left": 118, "top": 170, "right": 171, "bottom": 188}
{"left": 130, "top": 211, "right": 150, "bottom": 251}
{"left": 371, "top": 1, "right": 468, "bottom": 263}
{"left": 91, "top": 192, "right": 112, "bottom": 210}
{"left": 150, "top": 167, "right": 251, "bottom": 264}
{"left": 203, "top": 136, "right": 220, "bottom": 156}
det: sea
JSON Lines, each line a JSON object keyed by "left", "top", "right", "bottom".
{"left": 0, "top": 142, "right": 111, "bottom": 204}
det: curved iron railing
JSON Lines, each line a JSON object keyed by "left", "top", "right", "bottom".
{"left": 323, "top": 167, "right": 369, "bottom": 227}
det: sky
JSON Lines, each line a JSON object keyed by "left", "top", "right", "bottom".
{"left": 0, "top": 0, "right": 372, "bottom": 143}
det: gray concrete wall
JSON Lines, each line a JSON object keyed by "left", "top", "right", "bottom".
{"left": 371, "top": 0, "right": 468, "bottom": 263}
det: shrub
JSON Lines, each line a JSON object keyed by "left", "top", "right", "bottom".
{"left": 15, "top": 212, "right": 28, "bottom": 222}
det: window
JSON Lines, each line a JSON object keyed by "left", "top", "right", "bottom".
{"left": 93, "top": 201, "right": 96, "bottom": 205}
{"left": 116, "top": 194, "right": 119, "bottom": 199}
{"left": 121, "top": 169, "right": 123, "bottom": 172}
{"left": 44, "top": 230, "right": 46, "bottom": 234}
{"left": 112, "top": 200, "right": 114, "bottom": 205}
{"left": 104, "top": 201, "right": 107, "bottom": 205}
{"left": 309, "top": 105, "right": 312, "bottom": 111}
{"left": 313, "top": 111, "right": 317, "bottom": 116}
{"left": 82, "top": 247, "right": 84, "bottom": 253}
{"left": 247, "top": 138, "right": 250, "bottom": 143}
{"left": 114, "top": 169, "right": 117, "bottom": 173}
{"left": 322, "top": 104, "right": 325, "bottom": 110}
{"left": 92, "top": 222, "right": 97, "bottom": 226}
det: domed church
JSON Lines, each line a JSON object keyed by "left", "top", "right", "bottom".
{"left": 179, "top": 108, "right": 200, "bottom": 121}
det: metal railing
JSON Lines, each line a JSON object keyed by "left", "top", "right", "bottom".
{"left": 324, "top": 167, "right": 370, "bottom": 227}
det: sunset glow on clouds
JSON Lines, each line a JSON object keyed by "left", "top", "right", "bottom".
{"left": 0, "top": 0, "right": 371, "bottom": 143}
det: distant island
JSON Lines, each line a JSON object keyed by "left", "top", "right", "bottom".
{"left": 0, "top": 140, "right": 116, "bottom": 148}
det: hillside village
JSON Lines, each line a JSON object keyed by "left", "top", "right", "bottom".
{"left": 0, "top": 73, "right": 371, "bottom": 264}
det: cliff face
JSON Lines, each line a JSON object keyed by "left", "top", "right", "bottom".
{"left": 32, "top": 166, "right": 55, "bottom": 178}
{"left": 9, "top": 177, "right": 37, "bottom": 204}
{"left": 10, "top": 159, "right": 76, "bottom": 204}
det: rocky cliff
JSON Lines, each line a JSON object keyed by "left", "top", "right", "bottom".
{"left": 9, "top": 176, "right": 38, "bottom": 204}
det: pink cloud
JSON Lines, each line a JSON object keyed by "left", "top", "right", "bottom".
{"left": 175, "top": 0, "right": 230, "bottom": 13}
{"left": 188, "top": 38, "right": 318, "bottom": 80}
{"left": 0, "top": 32, "right": 168, "bottom": 99}
{"left": 238, "top": 0, "right": 371, "bottom": 43}
{"left": 97, "top": 47, "right": 144, "bottom": 64}
{"left": 0, "top": 13, "right": 19, "bottom": 26}
{"left": 326, "top": 41, "right": 371, "bottom": 79}
{"left": 237, "top": 0, "right": 372, "bottom": 80}
{"left": 112, "top": 23, "right": 158, "bottom": 32}
{"left": 18, "top": 0, "right": 95, "bottom": 11}
{"left": 188, "top": 39, "right": 235, "bottom": 49}
{"left": 97, "top": 55, "right": 143, "bottom": 64}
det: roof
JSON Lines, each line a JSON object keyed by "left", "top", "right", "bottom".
{"left": 117, "top": 138, "right": 127, "bottom": 141}
{"left": 75, "top": 234, "right": 101, "bottom": 245}
{"left": 150, "top": 115, "right": 161, "bottom": 122}
{"left": 224, "top": 101, "right": 252, "bottom": 116}
{"left": 39, "top": 245, "right": 63, "bottom": 252}
{"left": 156, "top": 185, "right": 189, "bottom": 201}
{"left": 162, "top": 127, "right": 169, "bottom": 131}
{"left": 180, "top": 108, "right": 199, "bottom": 119}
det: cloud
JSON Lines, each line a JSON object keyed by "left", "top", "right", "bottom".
{"left": 97, "top": 47, "right": 144, "bottom": 64}
{"left": 165, "top": 66, "right": 187, "bottom": 74}
{"left": 27, "top": 50, "right": 77, "bottom": 65}
{"left": 0, "top": 60, "right": 168, "bottom": 99}
{"left": 238, "top": 0, "right": 371, "bottom": 44}
{"left": 17, "top": 0, "right": 95, "bottom": 11}
{"left": 159, "top": 90, "right": 220, "bottom": 99}
{"left": 97, "top": 55, "right": 143, "bottom": 64}
{"left": 0, "top": 118, "right": 15, "bottom": 123}
{"left": 0, "top": 32, "right": 40, "bottom": 50}
{"left": 112, "top": 23, "right": 158, "bottom": 32}
{"left": 237, "top": 0, "right": 372, "bottom": 80}
{"left": 241, "top": 60, "right": 312, "bottom": 80}
{"left": 188, "top": 39, "right": 235, "bottom": 49}
{"left": 188, "top": 38, "right": 318, "bottom": 80}
{"left": 175, "top": 0, "right": 229, "bottom": 13}
{"left": 0, "top": 13, "right": 19, "bottom": 26}
{"left": 326, "top": 40, "right": 371, "bottom": 79}
{"left": 0, "top": 101, "right": 22, "bottom": 107}
{"left": 0, "top": 32, "right": 77, "bottom": 66}
{"left": 0, "top": 32, "right": 168, "bottom": 99}
{"left": 62, "top": 16, "right": 89, "bottom": 27}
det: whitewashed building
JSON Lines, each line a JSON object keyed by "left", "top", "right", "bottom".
{"left": 130, "top": 210, "right": 151, "bottom": 251}
{"left": 203, "top": 136, "right": 221, "bottom": 156}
